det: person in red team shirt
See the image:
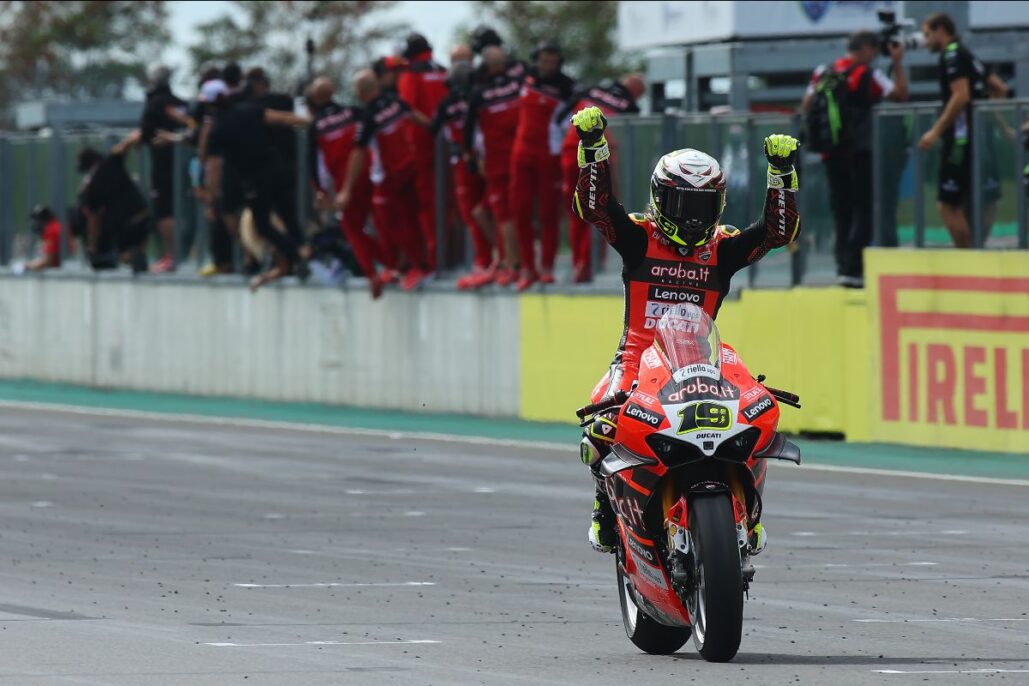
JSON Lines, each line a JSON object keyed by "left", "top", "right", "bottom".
{"left": 553, "top": 74, "right": 645, "bottom": 283}
{"left": 398, "top": 33, "right": 449, "bottom": 273}
{"left": 339, "top": 69, "right": 431, "bottom": 292}
{"left": 464, "top": 46, "right": 522, "bottom": 286}
{"left": 509, "top": 40, "right": 574, "bottom": 290}
{"left": 431, "top": 47, "right": 498, "bottom": 289}
{"left": 306, "top": 77, "right": 392, "bottom": 299}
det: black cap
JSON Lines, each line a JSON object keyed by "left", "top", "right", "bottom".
{"left": 471, "top": 25, "right": 502, "bottom": 54}
{"left": 403, "top": 32, "right": 432, "bottom": 59}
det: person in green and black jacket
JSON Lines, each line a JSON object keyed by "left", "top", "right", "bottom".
{"left": 918, "top": 12, "right": 1010, "bottom": 248}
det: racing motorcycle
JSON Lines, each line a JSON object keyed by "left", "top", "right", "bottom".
{"left": 576, "top": 304, "right": 802, "bottom": 662}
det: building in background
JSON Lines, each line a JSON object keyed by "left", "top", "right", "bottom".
{"left": 622, "top": 0, "right": 1029, "bottom": 113}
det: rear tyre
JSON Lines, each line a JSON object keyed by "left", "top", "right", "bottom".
{"left": 687, "top": 494, "right": 743, "bottom": 662}
{"left": 617, "top": 560, "right": 691, "bottom": 654}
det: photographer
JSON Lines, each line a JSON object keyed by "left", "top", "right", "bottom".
{"left": 802, "top": 31, "right": 908, "bottom": 288}
{"left": 140, "top": 64, "right": 193, "bottom": 273}
{"left": 918, "top": 12, "right": 1009, "bottom": 248}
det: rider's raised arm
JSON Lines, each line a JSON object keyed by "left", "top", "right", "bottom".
{"left": 717, "top": 134, "right": 802, "bottom": 274}
{"left": 571, "top": 106, "right": 646, "bottom": 257}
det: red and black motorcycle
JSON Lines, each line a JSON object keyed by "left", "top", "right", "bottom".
{"left": 576, "top": 304, "right": 802, "bottom": 662}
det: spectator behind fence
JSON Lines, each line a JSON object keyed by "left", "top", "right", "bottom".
{"left": 398, "top": 33, "right": 449, "bottom": 272}
{"left": 510, "top": 40, "right": 575, "bottom": 290}
{"left": 193, "top": 66, "right": 236, "bottom": 276}
{"left": 433, "top": 48, "right": 498, "bottom": 290}
{"left": 802, "top": 31, "right": 908, "bottom": 288}
{"left": 25, "top": 205, "right": 65, "bottom": 271}
{"left": 465, "top": 46, "right": 523, "bottom": 287}
{"left": 918, "top": 12, "right": 1009, "bottom": 248}
{"left": 552, "top": 73, "right": 645, "bottom": 283}
{"left": 76, "top": 138, "right": 150, "bottom": 273}
{"left": 339, "top": 69, "right": 430, "bottom": 292}
{"left": 245, "top": 67, "right": 304, "bottom": 251}
{"left": 140, "top": 64, "right": 193, "bottom": 273}
{"left": 204, "top": 78, "right": 311, "bottom": 292}
{"left": 307, "top": 76, "right": 393, "bottom": 299}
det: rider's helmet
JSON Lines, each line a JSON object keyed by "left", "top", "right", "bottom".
{"left": 649, "top": 149, "right": 727, "bottom": 248}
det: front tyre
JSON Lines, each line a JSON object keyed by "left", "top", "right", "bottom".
{"left": 617, "top": 560, "right": 691, "bottom": 654}
{"left": 686, "top": 494, "right": 743, "bottom": 662}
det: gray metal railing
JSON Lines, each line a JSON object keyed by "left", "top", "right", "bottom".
{"left": 872, "top": 98, "right": 1029, "bottom": 250}
{"left": 1, "top": 100, "right": 1024, "bottom": 284}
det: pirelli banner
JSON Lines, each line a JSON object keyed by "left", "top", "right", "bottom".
{"left": 867, "top": 249, "right": 1029, "bottom": 454}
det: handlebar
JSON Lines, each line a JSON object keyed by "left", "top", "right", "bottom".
{"left": 575, "top": 390, "right": 630, "bottom": 422}
{"left": 765, "top": 385, "right": 801, "bottom": 409}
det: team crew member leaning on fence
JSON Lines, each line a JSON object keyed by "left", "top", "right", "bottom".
{"left": 553, "top": 74, "right": 645, "bottom": 283}
{"left": 307, "top": 76, "right": 393, "bottom": 299}
{"left": 509, "top": 40, "right": 575, "bottom": 291}
{"left": 431, "top": 49, "right": 499, "bottom": 290}
{"left": 464, "top": 45, "right": 524, "bottom": 286}
{"left": 398, "top": 33, "right": 449, "bottom": 272}
{"left": 568, "top": 105, "right": 802, "bottom": 553}
{"left": 339, "top": 69, "right": 432, "bottom": 292}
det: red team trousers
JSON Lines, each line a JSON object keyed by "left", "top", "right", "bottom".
{"left": 413, "top": 155, "right": 437, "bottom": 271}
{"left": 372, "top": 169, "right": 428, "bottom": 271}
{"left": 510, "top": 151, "right": 562, "bottom": 272}
{"left": 337, "top": 172, "right": 391, "bottom": 276}
{"left": 453, "top": 160, "right": 492, "bottom": 269}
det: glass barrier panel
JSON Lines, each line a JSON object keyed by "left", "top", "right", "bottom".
{"left": 977, "top": 106, "right": 1020, "bottom": 249}
{"left": 875, "top": 110, "right": 915, "bottom": 248}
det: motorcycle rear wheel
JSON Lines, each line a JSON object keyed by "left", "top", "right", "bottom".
{"left": 686, "top": 494, "right": 744, "bottom": 662}
{"left": 616, "top": 560, "right": 691, "bottom": 654}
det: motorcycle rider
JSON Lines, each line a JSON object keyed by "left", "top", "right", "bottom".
{"left": 569, "top": 105, "right": 801, "bottom": 553}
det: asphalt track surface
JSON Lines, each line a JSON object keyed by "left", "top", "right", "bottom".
{"left": 0, "top": 406, "right": 1027, "bottom": 685}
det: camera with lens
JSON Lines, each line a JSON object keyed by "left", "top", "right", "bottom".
{"left": 877, "top": 10, "right": 924, "bottom": 56}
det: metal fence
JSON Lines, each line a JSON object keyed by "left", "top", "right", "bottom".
{"left": 872, "top": 99, "right": 1029, "bottom": 250}
{"left": 0, "top": 99, "right": 1025, "bottom": 283}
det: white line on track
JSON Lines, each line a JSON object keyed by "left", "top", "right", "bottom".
{"left": 206, "top": 639, "right": 441, "bottom": 648}
{"left": 2, "top": 399, "right": 1027, "bottom": 487}
{"left": 856, "top": 617, "right": 1029, "bottom": 624}
{"left": 753, "top": 561, "right": 937, "bottom": 569}
{"left": 791, "top": 530, "right": 966, "bottom": 537}
{"left": 874, "top": 669, "right": 1029, "bottom": 675}
{"left": 233, "top": 581, "right": 436, "bottom": 589}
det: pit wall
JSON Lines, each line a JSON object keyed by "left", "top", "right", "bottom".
{"left": 0, "top": 249, "right": 1025, "bottom": 453}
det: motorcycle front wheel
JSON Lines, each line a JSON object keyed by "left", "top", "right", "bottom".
{"left": 617, "top": 560, "right": 691, "bottom": 654}
{"left": 686, "top": 494, "right": 743, "bottom": 662}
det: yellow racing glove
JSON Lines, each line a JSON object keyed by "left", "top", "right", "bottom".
{"left": 572, "top": 106, "right": 610, "bottom": 168}
{"left": 764, "top": 134, "right": 799, "bottom": 191}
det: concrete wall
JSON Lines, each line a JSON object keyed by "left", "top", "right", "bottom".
{"left": 0, "top": 274, "right": 520, "bottom": 417}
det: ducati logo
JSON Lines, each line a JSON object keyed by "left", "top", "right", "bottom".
{"left": 677, "top": 247, "right": 689, "bottom": 256}
{"left": 698, "top": 250, "right": 711, "bottom": 262}
{"left": 601, "top": 423, "right": 614, "bottom": 435}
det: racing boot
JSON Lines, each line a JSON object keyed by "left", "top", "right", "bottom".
{"left": 588, "top": 487, "right": 617, "bottom": 554}
{"left": 581, "top": 412, "right": 618, "bottom": 554}
{"left": 749, "top": 522, "right": 767, "bottom": 555}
